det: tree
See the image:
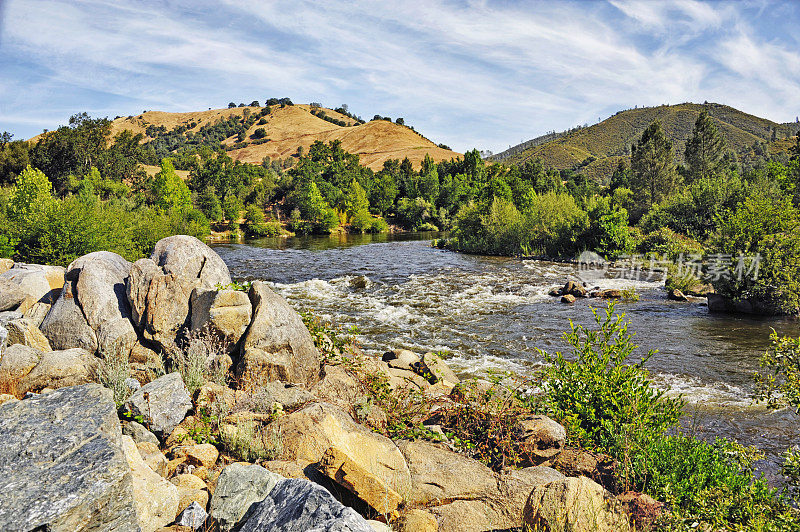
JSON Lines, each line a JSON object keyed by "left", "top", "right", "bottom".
{"left": 395, "top": 117, "right": 404, "bottom": 126}
{"left": 221, "top": 194, "right": 243, "bottom": 225}
{"left": 0, "top": 137, "right": 31, "bottom": 186}
{"left": 790, "top": 135, "right": 800, "bottom": 162}
{"left": 630, "top": 121, "right": 680, "bottom": 211}
{"left": 228, "top": 102, "right": 236, "bottom": 108}
{"left": 151, "top": 159, "right": 191, "bottom": 211}
{"left": 7, "top": 166, "right": 53, "bottom": 221}
{"left": 344, "top": 179, "right": 369, "bottom": 220}
{"left": 684, "top": 110, "right": 727, "bottom": 182}
{"left": 196, "top": 185, "right": 223, "bottom": 222}
{"left": 249, "top": 100, "right": 260, "bottom": 107}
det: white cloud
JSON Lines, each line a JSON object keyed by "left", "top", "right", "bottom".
{"left": 0, "top": 0, "right": 798, "bottom": 151}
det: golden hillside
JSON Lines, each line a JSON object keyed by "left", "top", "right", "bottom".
{"left": 109, "top": 104, "right": 460, "bottom": 170}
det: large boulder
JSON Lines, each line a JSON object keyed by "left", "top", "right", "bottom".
{"left": 396, "top": 439, "right": 499, "bottom": 505}
{"left": 40, "top": 275, "right": 98, "bottom": 352}
{"left": 41, "top": 251, "right": 137, "bottom": 357}
{"left": 317, "top": 446, "right": 402, "bottom": 513}
{"left": 121, "top": 435, "right": 180, "bottom": 531}
{"left": 0, "top": 263, "right": 62, "bottom": 313}
{"left": 236, "top": 281, "right": 321, "bottom": 386}
{"left": 5, "top": 317, "right": 51, "bottom": 351}
{"left": 123, "top": 372, "right": 192, "bottom": 438}
{"left": 190, "top": 288, "right": 252, "bottom": 351}
{"left": 267, "top": 402, "right": 412, "bottom": 499}
{"left": 523, "top": 476, "right": 632, "bottom": 532}
{"left": 0, "top": 344, "right": 98, "bottom": 395}
{"left": 0, "top": 384, "right": 139, "bottom": 531}
{"left": 127, "top": 235, "right": 231, "bottom": 353}
{"left": 236, "top": 477, "right": 374, "bottom": 532}
{"left": 210, "top": 463, "right": 284, "bottom": 532}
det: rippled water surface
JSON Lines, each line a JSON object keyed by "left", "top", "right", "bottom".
{"left": 213, "top": 232, "right": 800, "bottom": 480}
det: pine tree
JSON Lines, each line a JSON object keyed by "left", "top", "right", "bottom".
{"left": 684, "top": 110, "right": 727, "bottom": 182}
{"left": 630, "top": 121, "right": 679, "bottom": 210}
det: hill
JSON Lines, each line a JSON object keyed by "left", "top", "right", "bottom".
{"left": 107, "top": 104, "right": 460, "bottom": 171}
{"left": 491, "top": 103, "right": 800, "bottom": 181}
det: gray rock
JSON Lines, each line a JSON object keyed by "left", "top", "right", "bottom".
{"left": 0, "top": 310, "right": 23, "bottom": 326}
{"left": 40, "top": 275, "right": 98, "bottom": 352}
{"left": 22, "top": 301, "right": 51, "bottom": 327}
{"left": 176, "top": 500, "right": 208, "bottom": 529}
{"left": 42, "top": 252, "right": 137, "bottom": 358}
{"left": 237, "top": 281, "right": 321, "bottom": 385}
{"left": 0, "top": 265, "right": 53, "bottom": 313}
{"left": 127, "top": 236, "right": 231, "bottom": 354}
{"left": 237, "top": 478, "right": 374, "bottom": 532}
{"left": 0, "top": 384, "right": 139, "bottom": 531}
{"left": 6, "top": 317, "right": 51, "bottom": 351}
{"left": 124, "top": 377, "right": 142, "bottom": 393}
{"left": 122, "top": 420, "right": 160, "bottom": 446}
{"left": 0, "top": 324, "right": 6, "bottom": 355}
{"left": 210, "top": 463, "right": 284, "bottom": 532}
{"left": 263, "top": 380, "right": 315, "bottom": 410}
{"left": 0, "top": 344, "right": 98, "bottom": 395}
{"left": 123, "top": 372, "right": 192, "bottom": 438}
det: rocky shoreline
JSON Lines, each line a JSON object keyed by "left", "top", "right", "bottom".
{"left": 0, "top": 236, "right": 656, "bottom": 531}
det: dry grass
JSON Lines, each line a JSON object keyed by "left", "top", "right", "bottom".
{"left": 105, "top": 104, "right": 460, "bottom": 171}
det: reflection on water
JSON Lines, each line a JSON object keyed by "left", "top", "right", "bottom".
{"left": 212, "top": 233, "right": 800, "bottom": 482}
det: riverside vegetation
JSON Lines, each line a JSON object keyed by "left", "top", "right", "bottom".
{"left": 1, "top": 237, "right": 799, "bottom": 531}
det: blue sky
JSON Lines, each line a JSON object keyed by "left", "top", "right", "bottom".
{"left": 1, "top": 0, "right": 799, "bottom": 153}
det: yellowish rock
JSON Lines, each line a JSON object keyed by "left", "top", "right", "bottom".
{"left": 122, "top": 435, "right": 180, "bottom": 532}
{"left": 6, "top": 319, "right": 51, "bottom": 351}
{"left": 173, "top": 443, "right": 219, "bottom": 468}
{"left": 137, "top": 442, "right": 168, "bottom": 477}
{"left": 397, "top": 509, "right": 438, "bottom": 532}
{"left": 318, "top": 447, "right": 402, "bottom": 514}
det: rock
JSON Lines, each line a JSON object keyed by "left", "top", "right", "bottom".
{"left": 123, "top": 420, "right": 161, "bottom": 445}
{"left": 382, "top": 349, "right": 421, "bottom": 371}
{"left": 190, "top": 288, "right": 252, "bottom": 351}
{"left": 237, "top": 281, "right": 321, "bottom": 386}
{"left": 497, "top": 466, "right": 565, "bottom": 524}
{"left": 523, "top": 476, "right": 631, "bottom": 532}
{"left": 5, "top": 317, "right": 51, "bottom": 351}
{"left": 685, "top": 283, "right": 714, "bottom": 297}
{"left": 138, "top": 441, "right": 169, "bottom": 477}
{"left": 548, "top": 287, "right": 562, "bottom": 297}
{"left": 172, "top": 443, "right": 219, "bottom": 468}
{"left": 195, "top": 382, "right": 249, "bottom": 412}
{"left": 552, "top": 449, "right": 617, "bottom": 491}
{"left": 597, "top": 289, "right": 622, "bottom": 299}
{"left": 397, "top": 509, "right": 438, "bottom": 532}
{"left": 0, "top": 344, "right": 98, "bottom": 394}
{"left": 0, "top": 264, "right": 58, "bottom": 313}
{"left": 122, "top": 435, "right": 180, "bottom": 531}
{"left": 561, "top": 294, "right": 576, "bottom": 304}
{"left": 617, "top": 490, "right": 662, "bottom": 530}
{"left": 418, "top": 352, "right": 460, "bottom": 386}
{"left": 0, "top": 394, "right": 17, "bottom": 406}
{"left": 310, "top": 364, "right": 386, "bottom": 429}
{"left": 268, "top": 402, "right": 412, "bottom": 498}
{"left": 0, "top": 384, "right": 139, "bottom": 531}
{"left": 262, "top": 380, "right": 315, "bottom": 410}
{"left": 0, "top": 258, "right": 12, "bottom": 275}
{"left": 171, "top": 473, "right": 210, "bottom": 513}
{"left": 236, "top": 478, "right": 374, "bottom": 532}
{"left": 350, "top": 275, "right": 370, "bottom": 289}
{"left": 515, "top": 415, "right": 566, "bottom": 466}
{"left": 123, "top": 372, "right": 193, "bottom": 438}
{"left": 22, "top": 301, "right": 51, "bottom": 327}
{"left": 396, "top": 439, "right": 498, "bottom": 505}
{"left": 707, "top": 293, "right": 731, "bottom": 312}
{"left": 176, "top": 500, "right": 208, "bottom": 529}
{"left": 387, "top": 367, "right": 430, "bottom": 390}
{"left": 667, "top": 288, "right": 689, "bottom": 301}
{"left": 40, "top": 275, "right": 98, "bottom": 352}
{"left": 317, "top": 446, "right": 402, "bottom": 513}
{"left": 428, "top": 500, "right": 500, "bottom": 532}
{"left": 127, "top": 236, "right": 231, "bottom": 354}
{"left": 210, "top": 463, "right": 284, "bottom": 532}
{"left": 0, "top": 309, "right": 23, "bottom": 326}
{"left": 564, "top": 280, "right": 587, "bottom": 297}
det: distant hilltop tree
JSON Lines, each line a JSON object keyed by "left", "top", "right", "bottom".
{"left": 310, "top": 102, "right": 321, "bottom": 109}
{"left": 228, "top": 102, "right": 236, "bottom": 108}
{"left": 250, "top": 100, "right": 260, "bottom": 107}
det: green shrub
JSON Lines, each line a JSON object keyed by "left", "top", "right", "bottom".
{"left": 350, "top": 210, "right": 388, "bottom": 233}
{"left": 635, "top": 227, "right": 705, "bottom": 261}
{"left": 538, "top": 304, "right": 684, "bottom": 463}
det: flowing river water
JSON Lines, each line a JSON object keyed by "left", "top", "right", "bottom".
{"left": 212, "top": 232, "right": 800, "bottom": 482}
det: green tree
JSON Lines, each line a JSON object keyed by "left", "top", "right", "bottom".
{"left": 344, "top": 179, "right": 369, "bottom": 220}
{"left": 630, "top": 121, "right": 680, "bottom": 212}
{"left": 7, "top": 166, "right": 53, "bottom": 222}
{"left": 196, "top": 185, "right": 223, "bottom": 222}
{"left": 221, "top": 194, "right": 243, "bottom": 224}
{"left": 0, "top": 136, "right": 31, "bottom": 186}
{"left": 151, "top": 159, "right": 191, "bottom": 211}
{"left": 684, "top": 110, "right": 727, "bottom": 182}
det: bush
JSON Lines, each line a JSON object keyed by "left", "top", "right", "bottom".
{"left": 538, "top": 304, "right": 684, "bottom": 465}
{"left": 350, "top": 210, "right": 388, "bottom": 233}
{"left": 635, "top": 227, "right": 705, "bottom": 261}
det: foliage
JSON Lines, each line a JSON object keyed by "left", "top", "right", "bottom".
{"left": 538, "top": 304, "right": 684, "bottom": 464}
{"left": 150, "top": 159, "right": 192, "bottom": 211}
{"left": 755, "top": 331, "right": 800, "bottom": 414}
{"left": 630, "top": 121, "right": 681, "bottom": 213}
{"left": 684, "top": 109, "right": 728, "bottom": 183}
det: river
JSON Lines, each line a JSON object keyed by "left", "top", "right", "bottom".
{"left": 212, "top": 232, "right": 800, "bottom": 482}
